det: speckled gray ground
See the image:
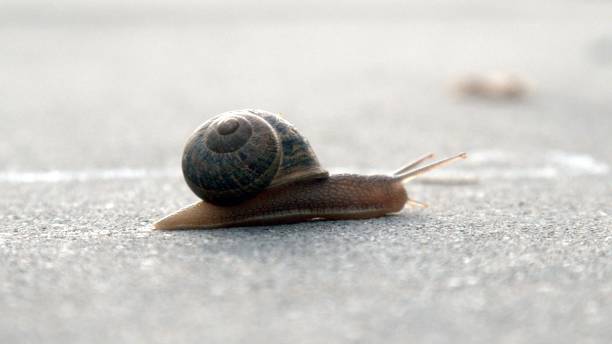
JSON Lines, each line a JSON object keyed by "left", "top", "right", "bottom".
{"left": 1, "top": 1, "right": 611, "bottom": 343}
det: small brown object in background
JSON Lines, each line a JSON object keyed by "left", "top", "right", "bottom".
{"left": 454, "top": 72, "right": 529, "bottom": 100}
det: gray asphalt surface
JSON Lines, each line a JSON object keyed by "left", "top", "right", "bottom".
{"left": 1, "top": 1, "right": 611, "bottom": 343}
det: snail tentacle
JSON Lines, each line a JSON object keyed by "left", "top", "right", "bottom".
{"left": 393, "top": 153, "right": 467, "bottom": 183}
{"left": 393, "top": 153, "right": 435, "bottom": 175}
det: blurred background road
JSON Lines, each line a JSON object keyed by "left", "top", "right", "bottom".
{"left": 1, "top": 1, "right": 611, "bottom": 343}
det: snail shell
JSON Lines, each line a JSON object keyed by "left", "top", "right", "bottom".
{"left": 182, "top": 109, "right": 328, "bottom": 206}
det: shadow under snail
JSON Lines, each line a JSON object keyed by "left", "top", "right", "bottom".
{"left": 154, "top": 109, "right": 466, "bottom": 230}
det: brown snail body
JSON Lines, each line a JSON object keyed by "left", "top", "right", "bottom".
{"left": 154, "top": 109, "right": 466, "bottom": 230}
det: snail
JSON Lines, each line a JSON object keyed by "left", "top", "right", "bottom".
{"left": 154, "top": 109, "right": 466, "bottom": 230}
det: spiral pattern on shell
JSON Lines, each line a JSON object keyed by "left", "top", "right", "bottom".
{"left": 182, "top": 109, "right": 328, "bottom": 206}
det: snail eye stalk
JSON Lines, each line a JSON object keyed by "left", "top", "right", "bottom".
{"left": 394, "top": 153, "right": 467, "bottom": 183}
{"left": 394, "top": 153, "right": 435, "bottom": 175}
